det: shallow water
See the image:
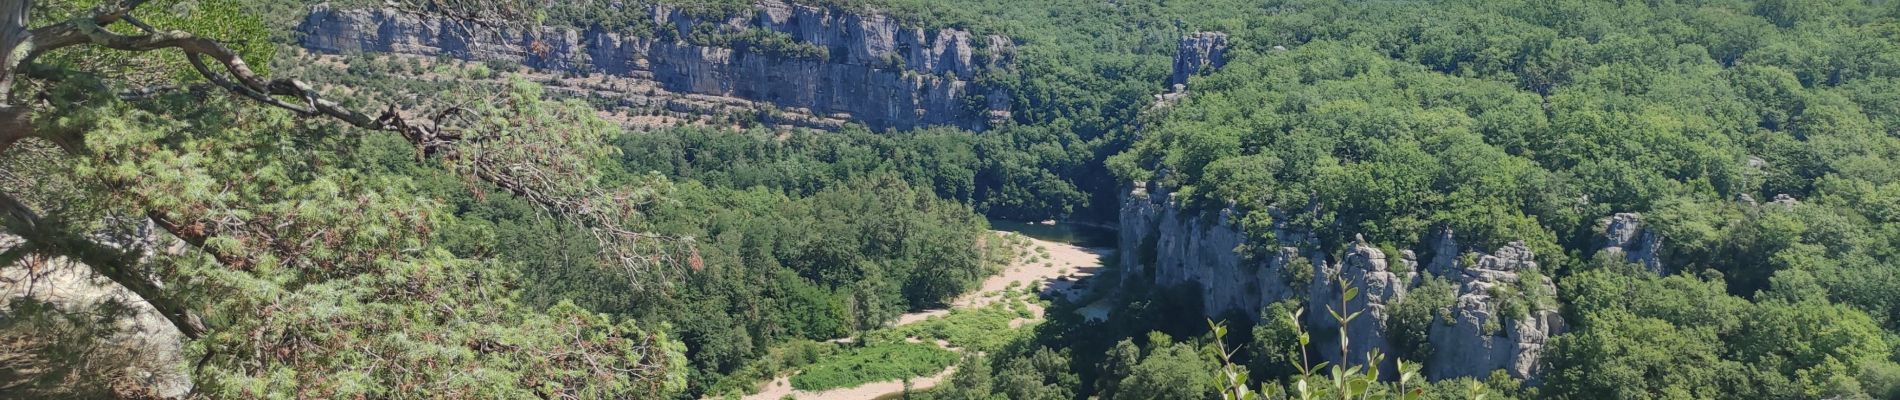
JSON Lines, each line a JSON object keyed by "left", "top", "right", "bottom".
{"left": 985, "top": 218, "right": 1117, "bottom": 248}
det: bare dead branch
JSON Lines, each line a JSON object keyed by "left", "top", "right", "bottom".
{"left": 142, "top": 208, "right": 244, "bottom": 271}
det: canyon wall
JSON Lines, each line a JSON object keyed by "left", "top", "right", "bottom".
{"left": 297, "top": 0, "right": 1013, "bottom": 132}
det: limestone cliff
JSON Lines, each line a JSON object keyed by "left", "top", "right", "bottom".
{"left": 1118, "top": 185, "right": 1566, "bottom": 380}
{"left": 297, "top": 0, "right": 1013, "bottom": 132}
{"left": 1118, "top": 185, "right": 1410, "bottom": 375}
{"left": 1118, "top": 183, "right": 1310, "bottom": 318}
{"left": 1311, "top": 235, "right": 1414, "bottom": 376}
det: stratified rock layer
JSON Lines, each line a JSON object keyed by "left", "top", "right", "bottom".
{"left": 298, "top": 0, "right": 1013, "bottom": 132}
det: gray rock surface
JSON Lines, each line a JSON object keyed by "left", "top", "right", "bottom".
{"left": 1600, "top": 213, "right": 1663, "bottom": 274}
{"left": 1154, "top": 32, "right": 1230, "bottom": 105}
{"left": 1118, "top": 185, "right": 1307, "bottom": 317}
{"left": 1309, "top": 235, "right": 1411, "bottom": 376}
{"left": 1772, "top": 193, "right": 1800, "bottom": 206}
{"left": 1168, "top": 32, "right": 1229, "bottom": 90}
{"left": 1424, "top": 241, "right": 1562, "bottom": 380}
{"left": 1425, "top": 228, "right": 1461, "bottom": 278}
{"left": 1118, "top": 187, "right": 1564, "bottom": 381}
{"left": 1, "top": 233, "right": 191, "bottom": 397}
{"left": 298, "top": 1, "right": 1013, "bottom": 132}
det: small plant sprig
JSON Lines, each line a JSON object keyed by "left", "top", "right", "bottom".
{"left": 1209, "top": 275, "right": 1425, "bottom": 400}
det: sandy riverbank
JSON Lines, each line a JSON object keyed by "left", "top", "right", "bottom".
{"left": 737, "top": 231, "right": 1109, "bottom": 400}
{"left": 896, "top": 231, "right": 1109, "bottom": 326}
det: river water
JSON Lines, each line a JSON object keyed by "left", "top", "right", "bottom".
{"left": 985, "top": 219, "right": 1118, "bottom": 248}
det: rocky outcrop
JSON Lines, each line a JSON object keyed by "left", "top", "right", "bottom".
{"left": 1599, "top": 213, "right": 1663, "bottom": 274}
{"left": 297, "top": 0, "right": 1013, "bottom": 132}
{"left": 1118, "top": 183, "right": 1311, "bottom": 319}
{"left": 1425, "top": 241, "right": 1563, "bottom": 380}
{"left": 1310, "top": 236, "right": 1413, "bottom": 376}
{"left": 1168, "top": 32, "right": 1228, "bottom": 91}
{"left": 1117, "top": 185, "right": 1411, "bottom": 375}
{"left": 1771, "top": 193, "right": 1801, "bottom": 206}
{"left": 1155, "top": 32, "right": 1230, "bottom": 105}
{"left": 1118, "top": 186, "right": 1564, "bottom": 381}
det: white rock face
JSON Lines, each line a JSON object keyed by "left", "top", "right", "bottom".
{"left": 1117, "top": 186, "right": 1413, "bottom": 374}
{"left": 1118, "top": 186, "right": 1566, "bottom": 381}
{"left": 1118, "top": 185, "right": 1307, "bottom": 320}
{"left": 1155, "top": 32, "right": 1231, "bottom": 105}
{"left": 297, "top": 1, "right": 1015, "bottom": 132}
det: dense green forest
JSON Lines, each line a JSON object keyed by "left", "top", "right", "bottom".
{"left": 341, "top": 124, "right": 1004, "bottom": 394}
{"left": 7, "top": 0, "right": 1900, "bottom": 399}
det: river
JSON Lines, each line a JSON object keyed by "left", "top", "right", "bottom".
{"left": 984, "top": 219, "right": 1119, "bottom": 248}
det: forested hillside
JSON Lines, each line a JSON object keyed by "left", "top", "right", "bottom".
{"left": 6, "top": 0, "right": 1900, "bottom": 399}
{"left": 1095, "top": 0, "right": 1900, "bottom": 398}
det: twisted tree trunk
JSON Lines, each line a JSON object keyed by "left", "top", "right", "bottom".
{"left": 0, "top": 0, "right": 26, "bottom": 99}
{"left": 0, "top": 0, "right": 30, "bottom": 151}
{"left": 0, "top": 194, "right": 207, "bottom": 339}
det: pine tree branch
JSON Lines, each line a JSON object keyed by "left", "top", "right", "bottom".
{"left": 11, "top": 0, "right": 683, "bottom": 295}
{"left": 141, "top": 207, "right": 246, "bottom": 270}
{"left": 25, "top": 13, "right": 465, "bottom": 157}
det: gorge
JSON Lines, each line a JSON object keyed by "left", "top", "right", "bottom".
{"left": 299, "top": 0, "right": 1589, "bottom": 384}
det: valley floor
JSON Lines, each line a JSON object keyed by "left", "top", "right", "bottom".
{"left": 738, "top": 231, "right": 1111, "bottom": 400}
